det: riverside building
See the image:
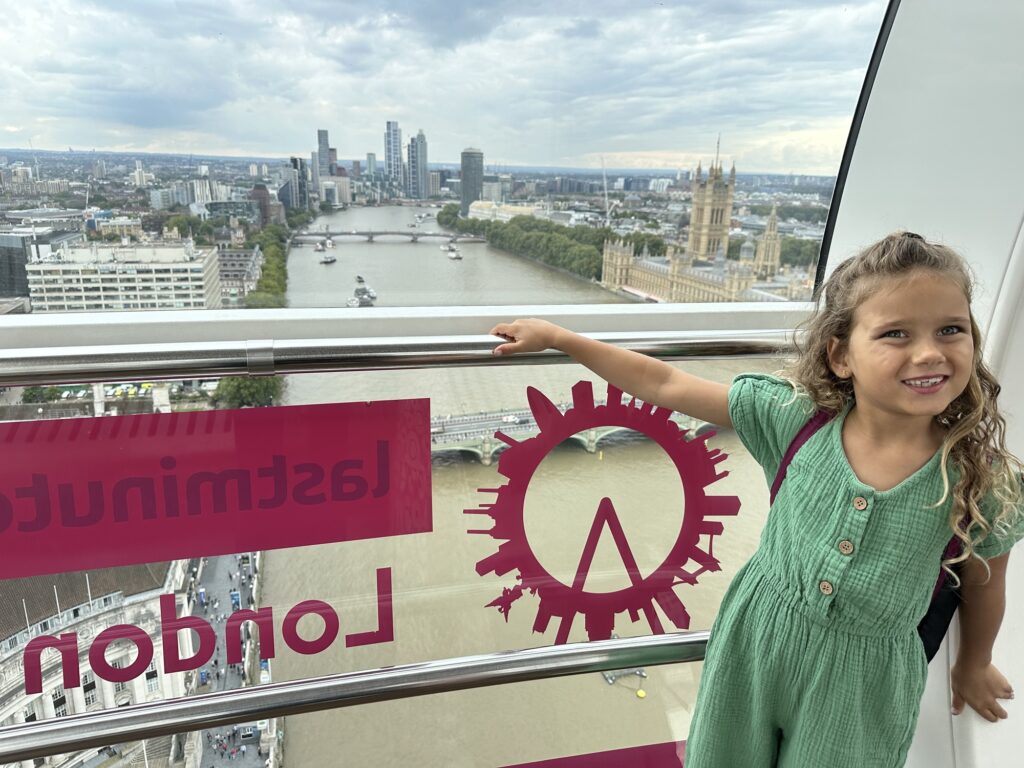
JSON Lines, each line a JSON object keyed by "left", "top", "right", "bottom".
{"left": 26, "top": 242, "right": 223, "bottom": 312}
{"left": 0, "top": 561, "right": 193, "bottom": 768}
{"left": 601, "top": 207, "right": 809, "bottom": 303}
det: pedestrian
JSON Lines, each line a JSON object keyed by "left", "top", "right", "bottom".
{"left": 490, "top": 232, "right": 1024, "bottom": 766}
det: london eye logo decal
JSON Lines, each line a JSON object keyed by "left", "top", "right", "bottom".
{"left": 466, "top": 380, "right": 741, "bottom": 643}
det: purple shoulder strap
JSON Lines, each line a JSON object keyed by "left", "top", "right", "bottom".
{"left": 769, "top": 409, "right": 832, "bottom": 505}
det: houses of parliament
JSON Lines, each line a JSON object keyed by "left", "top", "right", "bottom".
{"left": 601, "top": 160, "right": 810, "bottom": 303}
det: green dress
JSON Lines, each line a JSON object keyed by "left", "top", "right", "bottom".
{"left": 684, "top": 374, "right": 1023, "bottom": 768}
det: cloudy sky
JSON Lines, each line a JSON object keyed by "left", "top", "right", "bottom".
{"left": 1, "top": 0, "right": 886, "bottom": 173}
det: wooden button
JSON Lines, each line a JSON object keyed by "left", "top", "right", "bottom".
{"left": 819, "top": 580, "right": 834, "bottom": 596}
{"left": 838, "top": 540, "right": 855, "bottom": 555}
{"left": 853, "top": 496, "right": 868, "bottom": 511}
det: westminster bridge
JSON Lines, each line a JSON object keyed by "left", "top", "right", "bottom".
{"left": 431, "top": 405, "right": 714, "bottom": 465}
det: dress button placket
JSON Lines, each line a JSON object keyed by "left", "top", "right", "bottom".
{"left": 818, "top": 494, "right": 870, "bottom": 609}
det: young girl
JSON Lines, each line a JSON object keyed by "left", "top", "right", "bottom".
{"left": 490, "top": 232, "right": 1024, "bottom": 766}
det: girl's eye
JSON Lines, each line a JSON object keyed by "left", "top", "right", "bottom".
{"left": 881, "top": 330, "right": 906, "bottom": 338}
{"left": 939, "top": 325, "right": 964, "bottom": 336}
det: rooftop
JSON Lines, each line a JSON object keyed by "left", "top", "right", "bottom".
{"left": 0, "top": 562, "right": 172, "bottom": 642}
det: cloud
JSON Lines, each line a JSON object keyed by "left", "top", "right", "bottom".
{"left": 0, "top": 0, "right": 886, "bottom": 173}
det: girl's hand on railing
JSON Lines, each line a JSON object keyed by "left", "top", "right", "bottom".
{"left": 490, "top": 319, "right": 562, "bottom": 356}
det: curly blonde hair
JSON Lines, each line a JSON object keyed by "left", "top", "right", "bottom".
{"left": 783, "top": 231, "right": 1023, "bottom": 578}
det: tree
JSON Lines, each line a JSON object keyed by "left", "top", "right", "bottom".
{"left": 22, "top": 386, "right": 63, "bottom": 403}
{"left": 244, "top": 291, "right": 286, "bottom": 308}
{"left": 212, "top": 377, "right": 283, "bottom": 408}
{"left": 319, "top": 201, "right": 333, "bottom": 213}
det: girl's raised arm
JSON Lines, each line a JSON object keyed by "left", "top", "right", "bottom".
{"left": 491, "top": 318, "right": 732, "bottom": 427}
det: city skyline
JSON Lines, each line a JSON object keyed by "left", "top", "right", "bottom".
{"left": 1, "top": 1, "right": 886, "bottom": 175}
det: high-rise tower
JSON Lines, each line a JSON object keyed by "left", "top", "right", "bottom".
{"left": 460, "top": 147, "right": 484, "bottom": 216}
{"left": 384, "top": 121, "right": 403, "bottom": 190}
{"left": 317, "top": 129, "right": 331, "bottom": 182}
{"left": 289, "top": 156, "right": 309, "bottom": 209}
{"left": 407, "top": 130, "right": 429, "bottom": 199}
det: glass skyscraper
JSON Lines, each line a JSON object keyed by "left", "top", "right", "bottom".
{"left": 317, "top": 129, "right": 331, "bottom": 183}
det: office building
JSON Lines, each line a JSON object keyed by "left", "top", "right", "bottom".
{"left": 0, "top": 227, "right": 85, "bottom": 296}
{"left": 249, "top": 184, "right": 272, "bottom": 227}
{"left": 206, "top": 200, "right": 261, "bottom": 224}
{"left": 26, "top": 242, "right": 223, "bottom": 312}
{"left": 96, "top": 217, "right": 143, "bottom": 239}
{"left": 317, "top": 130, "right": 331, "bottom": 183}
{"left": 219, "top": 245, "right": 264, "bottom": 306}
{"left": 460, "top": 148, "right": 484, "bottom": 217}
{"left": 366, "top": 153, "right": 377, "bottom": 176}
{"left": 289, "top": 157, "right": 310, "bottom": 209}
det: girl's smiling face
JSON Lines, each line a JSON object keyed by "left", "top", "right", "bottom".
{"left": 827, "top": 270, "right": 975, "bottom": 423}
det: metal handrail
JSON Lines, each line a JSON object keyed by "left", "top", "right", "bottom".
{"left": 0, "top": 329, "right": 793, "bottom": 386}
{"left": 0, "top": 631, "right": 708, "bottom": 761}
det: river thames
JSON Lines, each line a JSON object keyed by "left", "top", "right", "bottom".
{"left": 264, "top": 204, "right": 776, "bottom": 766}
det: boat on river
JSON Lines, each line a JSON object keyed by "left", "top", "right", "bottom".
{"left": 346, "top": 275, "right": 377, "bottom": 307}
{"left": 319, "top": 254, "right": 336, "bottom": 264}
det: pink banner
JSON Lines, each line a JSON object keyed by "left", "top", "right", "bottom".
{"left": 0, "top": 399, "right": 432, "bottom": 579}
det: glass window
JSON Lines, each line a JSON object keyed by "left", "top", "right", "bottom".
{"left": 0, "top": 1, "right": 887, "bottom": 314}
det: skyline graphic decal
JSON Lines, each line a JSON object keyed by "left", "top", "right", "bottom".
{"left": 467, "top": 380, "right": 741, "bottom": 643}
